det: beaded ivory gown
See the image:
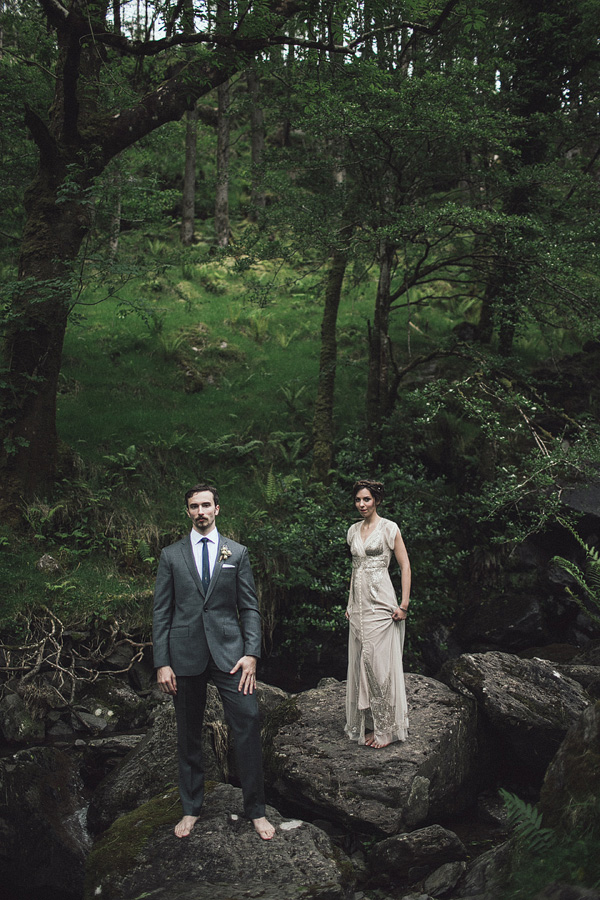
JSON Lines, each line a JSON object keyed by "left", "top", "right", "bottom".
{"left": 345, "top": 517, "right": 409, "bottom": 746}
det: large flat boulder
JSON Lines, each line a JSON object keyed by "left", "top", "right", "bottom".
{"left": 439, "top": 652, "right": 590, "bottom": 778}
{"left": 264, "top": 675, "right": 478, "bottom": 835}
{"left": 84, "top": 783, "right": 353, "bottom": 900}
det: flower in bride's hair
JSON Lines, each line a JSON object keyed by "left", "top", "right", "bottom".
{"left": 219, "top": 545, "right": 232, "bottom": 562}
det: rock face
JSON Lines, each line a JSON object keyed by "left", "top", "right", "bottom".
{"left": 539, "top": 700, "right": 600, "bottom": 834}
{"left": 456, "top": 840, "right": 512, "bottom": 898}
{"left": 533, "top": 886, "right": 600, "bottom": 900}
{"left": 84, "top": 783, "right": 353, "bottom": 900}
{"left": 439, "top": 652, "right": 590, "bottom": 778}
{"left": 0, "top": 746, "right": 91, "bottom": 900}
{"left": 453, "top": 593, "right": 552, "bottom": 653}
{"left": 0, "top": 691, "right": 45, "bottom": 743}
{"left": 87, "top": 681, "right": 288, "bottom": 833}
{"left": 369, "top": 824, "right": 467, "bottom": 885}
{"left": 264, "top": 675, "right": 478, "bottom": 835}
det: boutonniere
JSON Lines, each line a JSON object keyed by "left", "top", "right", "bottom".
{"left": 218, "top": 545, "right": 232, "bottom": 562}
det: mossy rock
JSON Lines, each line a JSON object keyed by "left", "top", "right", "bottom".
{"left": 84, "top": 786, "right": 184, "bottom": 897}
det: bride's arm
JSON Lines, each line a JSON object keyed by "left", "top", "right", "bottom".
{"left": 391, "top": 529, "right": 411, "bottom": 621}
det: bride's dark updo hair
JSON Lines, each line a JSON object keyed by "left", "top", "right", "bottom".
{"left": 352, "top": 479, "right": 385, "bottom": 504}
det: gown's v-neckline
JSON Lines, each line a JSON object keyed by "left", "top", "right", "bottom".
{"left": 359, "top": 517, "right": 383, "bottom": 549}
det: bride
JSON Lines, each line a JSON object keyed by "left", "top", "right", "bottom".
{"left": 345, "top": 479, "right": 411, "bottom": 748}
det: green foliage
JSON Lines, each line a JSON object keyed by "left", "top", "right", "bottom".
{"left": 552, "top": 520, "right": 600, "bottom": 628}
{"left": 2, "top": 0, "right": 600, "bottom": 677}
{"left": 500, "top": 789, "right": 600, "bottom": 898}
{"left": 500, "top": 789, "right": 556, "bottom": 855}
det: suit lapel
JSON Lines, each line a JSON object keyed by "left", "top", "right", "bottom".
{"left": 180, "top": 534, "right": 204, "bottom": 595}
{"left": 205, "top": 534, "right": 224, "bottom": 603}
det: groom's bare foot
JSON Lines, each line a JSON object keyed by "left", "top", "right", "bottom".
{"left": 253, "top": 816, "right": 275, "bottom": 840}
{"left": 174, "top": 815, "right": 198, "bottom": 838}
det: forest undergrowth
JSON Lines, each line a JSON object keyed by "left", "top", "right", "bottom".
{"left": 2, "top": 227, "right": 600, "bottom": 683}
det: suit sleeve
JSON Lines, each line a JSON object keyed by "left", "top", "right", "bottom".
{"left": 152, "top": 547, "right": 175, "bottom": 669}
{"left": 236, "top": 547, "right": 262, "bottom": 659}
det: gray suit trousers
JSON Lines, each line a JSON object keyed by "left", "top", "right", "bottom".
{"left": 173, "top": 657, "right": 266, "bottom": 820}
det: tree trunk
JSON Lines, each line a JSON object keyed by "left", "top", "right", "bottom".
{"left": 2, "top": 159, "right": 95, "bottom": 504}
{"left": 366, "top": 239, "right": 396, "bottom": 435}
{"left": 109, "top": 168, "right": 122, "bottom": 260}
{"left": 215, "top": 77, "right": 230, "bottom": 248}
{"left": 247, "top": 66, "right": 266, "bottom": 221}
{"left": 180, "top": 105, "right": 199, "bottom": 245}
{"left": 310, "top": 247, "right": 348, "bottom": 484}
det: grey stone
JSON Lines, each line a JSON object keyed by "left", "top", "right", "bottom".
{"left": 423, "top": 860, "right": 467, "bottom": 897}
{"left": 439, "top": 651, "right": 589, "bottom": 776}
{"left": 369, "top": 825, "right": 467, "bottom": 883}
{"left": 476, "top": 791, "right": 510, "bottom": 829}
{"left": 533, "top": 886, "right": 600, "bottom": 900}
{"left": 457, "top": 841, "right": 511, "bottom": 898}
{"left": 401, "top": 895, "right": 434, "bottom": 900}
{"left": 555, "top": 664, "right": 600, "bottom": 697}
{"left": 0, "top": 691, "right": 45, "bottom": 743}
{"left": 87, "top": 734, "right": 145, "bottom": 755}
{"left": 573, "top": 643, "right": 600, "bottom": 665}
{"left": 265, "top": 675, "right": 478, "bottom": 834}
{"left": 71, "top": 710, "right": 108, "bottom": 734}
{"left": 84, "top": 782, "right": 353, "bottom": 900}
{"left": 81, "top": 676, "right": 153, "bottom": 731}
{"left": 36, "top": 552, "right": 61, "bottom": 573}
{"left": 47, "top": 719, "right": 77, "bottom": 738}
{"left": 539, "top": 700, "right": 600, "bottom": 834}
{"left": 562, "top": 482, "right": 600, "bottom": 520}
{"left": 0, "top": 746, "right": 90, "bottom": 899}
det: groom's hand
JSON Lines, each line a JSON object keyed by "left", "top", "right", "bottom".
{"left": 157, "top": 665, "right": 177, "bottom": 695}
{"left": 230, "top": 655, "right": 257, "bottom": 694}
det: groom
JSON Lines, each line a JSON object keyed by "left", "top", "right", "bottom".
{"left": 152, "top": 483, "right": 275, "bottom": 840}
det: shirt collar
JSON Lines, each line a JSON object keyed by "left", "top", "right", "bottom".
{"left": 191, "top": 528, "right": 218, "bottom": 545}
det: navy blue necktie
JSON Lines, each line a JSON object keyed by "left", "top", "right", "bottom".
{"left": 201, "top": 537, "right": 210, "bottom": 593}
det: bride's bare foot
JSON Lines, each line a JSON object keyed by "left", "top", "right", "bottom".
{"left": 174, "top": 815, "right": 198, "bottom": 838}
{"left": 253, "top": 816, "right": 275, "bottom": 840}
{"left": 365, "top": 733, "right": 390, "bottom": 749}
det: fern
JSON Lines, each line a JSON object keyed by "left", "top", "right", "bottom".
{"left": 500, "top": 789, "right": 556, "bottom": 855}
{"left": 265, "top": 469, "right": 279, "bottom": 505}
{"left": 552, "top": 518, "right": 600, "bottom": 627}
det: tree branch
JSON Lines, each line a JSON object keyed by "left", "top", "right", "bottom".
{"left": 24, "top": 104, "right": 58, "bottom": 165}
{"left": 38, "top": 0, "right": 69, "bottom": 27}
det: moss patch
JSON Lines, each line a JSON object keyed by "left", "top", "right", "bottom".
{"left": 84, "top": 788, "right": 182, "bottom": 897}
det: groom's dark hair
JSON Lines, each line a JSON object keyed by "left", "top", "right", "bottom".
{"left": 185, "top": 484, "right": 220, "bottom": 507}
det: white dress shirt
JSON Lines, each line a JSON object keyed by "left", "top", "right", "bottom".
{"left": 190, "top": 528, "right": 219, "bottom": 583}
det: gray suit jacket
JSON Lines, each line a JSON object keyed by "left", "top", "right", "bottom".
{"left": 152, "top": 532, "right": 262, "bottom": 675}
